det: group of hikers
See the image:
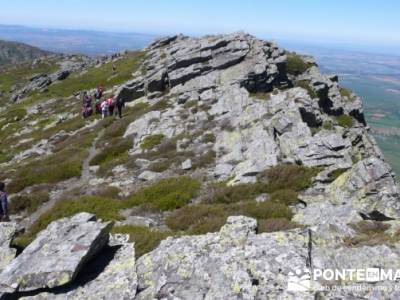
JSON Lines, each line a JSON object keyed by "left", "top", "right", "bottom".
{"left": 0, "top": 182, "right": 9, "bottom": 222}
{"left": 81, "top": 86, "right": 124, "bottom": 119}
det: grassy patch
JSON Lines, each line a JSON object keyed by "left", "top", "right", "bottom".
{"left": 123, "top": 176, "right": 201, "bottom": 211}
{"left": 112, "top": 225, "right": 173, "bottom": 258}
{"left": 322, "top": 121, "right": 333, "bottom": 130}
{"left": 166, "top": 200, "right": 293, "bottom": 235}
{"left": 336, "top": 114, "right": 354, "bottom": 128}
{"left": 339, "top": 87, "right": 354, "bottom": 100}
{"left": 9, "top": 186, "right": 50, "bottom": 214}
{"left": 202, "top": 133, "right": 216, "bottom": 144}
{"left": 258, "top": 218, "right": 301, "bottom": 233}
{"left": 140, "top": 134, "right": 165, "bottom": 150}
{"left": 90, "top": 138, "right": 132, "bottom": 166}
{"left": 343, "top": 221, "right": 398, "bottom": 247}
{"left": 328, "top": 168, "right": 348, "bottom": 181}
{"left": 28, "top": 51, "right": 145, "bottom": 102}
{"left": 260, "top": 164, "right": 320, "bottom": 193}
{"left": 0, "top": 58, "right": 59, "bottom": 93}
{"left": 14, "top": 196, "right": 123, "bottom": 248}
{"left": 7, "top": 129, "right": 97, "bottom": 193}
{"left": 286, "top": 53, "right": 313, "bottom": 75}
{"left": 249, "top": 92, "right": 271, "bottom": 101}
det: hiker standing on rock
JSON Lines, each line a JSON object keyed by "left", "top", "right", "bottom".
{"left": 116, "top": 97, "right": 124, "bottom": 118}
{"left": 0, "top": 182, "right": 9, "bottom": 222}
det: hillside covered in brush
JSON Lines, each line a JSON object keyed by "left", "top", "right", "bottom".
{"left": 0, "top": 40, "right": 51, "bottom": 66}
{"left": 0, "top": 33, "right": 400, "bottom": 299}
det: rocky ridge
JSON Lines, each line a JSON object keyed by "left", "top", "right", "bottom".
{"left": 0, "top": 33, "right": 400, "bottom": 299}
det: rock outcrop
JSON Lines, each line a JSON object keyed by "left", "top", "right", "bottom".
{"left": 1, "top": 33, "right": 400, "bottom": 299}
{"left": 0, "top": 223, "right": 17, "bottom": 273}
{"left": 0, "top": 213, "right": 112, "bottom": 295}
{"left": 116, "top": 32, "right": 399, "bottom": 222}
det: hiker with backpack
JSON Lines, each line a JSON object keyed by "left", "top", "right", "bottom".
{"left": 107, "top": 96, "right": 115, "bottom": 116}
{"left": 100, "top": 98, "right": 109, "bottom": 119}
{"left": 0, "top": 182, "right": 9, "bottom": 222}
{"left": 81, "top": 92, "right": 93, "bottom": 118}
{"left": 95, "top": 86, "right": 103, "bottom": 114}
{"left": 116, "top": 97, "right": 125, "bottom": 118}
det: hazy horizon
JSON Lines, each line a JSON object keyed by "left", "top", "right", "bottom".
{"left": 0, "top": 0, "right": 400, "bottom": 55}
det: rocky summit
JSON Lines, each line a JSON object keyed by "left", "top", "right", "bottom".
{"left": 0, "top": 33, "right": 400, "bottom": 299}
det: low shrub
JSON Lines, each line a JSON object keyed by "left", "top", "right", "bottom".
{"left": 165, "top": 204, "right": 227, "bottom": 233}
{"left": 343, "top": 221, "right": 398, "bottom": 247}
{"left": 9, "top": 187, "right": 50, "bottom": 214}
{"left": 258, "top": 218, "right": 301, "bottom": 233}
{"left": 269, "top": 189, "right": 298, "bottom": 206}
{"left": 123, "top": 176, "right": 201, "bottom": 211}
{"left": 339, "top": 87, "right": 353, "bottom": 99}
{"left": 140, "top": 134, "right": 165, "bottom": 150}
{"left": 286, "top": 53, "right": 312, "bottom": 75}
{"left": 336, "top": 114, "right": 354, "bottom": 128}
{"left": 14, "top": 196, "right": 123, "bottom": 249}
{"left": 90, "top": 138, "right": 132, "bottom": 166}
{"left": 322, "top": 121, "right": 333, "bottom": 130}
{"left": 202, "top": 133, "right": 216, "bottom": 144}
{"left": 249, "top": 92, "right": 271, "bottom": 101}
{"left": 206, "top": 182, "right": 266, "bottom": 204}
{"left": 328, "top": 168, "right": 348, "bottom": 181}
{"left": 166, "top": 200, "right": 293, "bottom": 235}
{"left": 261, "top": 164, "right": 320, "bottom": 193}
{"left": 112, "top": 225, "right": 173, "bottom": 258}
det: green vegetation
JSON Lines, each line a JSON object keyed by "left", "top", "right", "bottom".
{"left": 13, "top": 196, "right": 122, "bottom": 248}
{"left": 9, "top": 187, "right": 50, "bottom": 214}
{"left": 260, "top": 164, "right": 321, "bottom": 193}
{"left": 339, "top": 87, "right": 354, "bottom": 100}
{"left": 123, "top": 176, "right": 201, "bottom": 211}
{"left": 322, "top": 121, "right": 333, "bottom": 130}
{"left": 7, "top": 128, "right": 97, "bottom": 193}
{"left": 286, "top": 53, "right": 313, "bottom": 75}
{"left": 140, "top": 134, "right": 165, "bottom": 150}
{"left": 112, "top": 225, "right": 173, "bottom": 258}
{"left": 165, "top": 201, "right": 293, "bottom": 235}
{"left": 166, "top": 164, "right": 319, "bottom": 234}
{"left": 202, "top": 133, "right": 216, "bottom": 144}
{"left": 343, "top": 221, "right": 399, "bottom": 247}
{"left": 294, "top": 80, "right": 317, "bottom": 99}
{"left": 28, "top": 51, "right": 146, "bottom": 102}
{"left": 0, "top": 59, "right": 59, "bottom": 94}
{"left": 249, "top": 92, "right": 272, "bottom": 101}
{"left": 328, "top": 168, "right": 348, "bottom": 181}
{"left": 90, "top": 138, "right": 132, "bottom": 166}
{"left": 336, "top": 114, "right": 354, "bottom": 128}
{"left": 258, "top": 218, "right": 301, "bottom": 233}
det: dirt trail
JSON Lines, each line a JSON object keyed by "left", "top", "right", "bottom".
{"left": 81, "top": 129, "right": 104, "bottom": 181}
{"left": 23, "top": 129, "right": 104, "bottom": 229}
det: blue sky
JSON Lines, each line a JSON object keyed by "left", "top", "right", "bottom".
{"left": 0, "top": 0, "right": 399, "bottom": 47}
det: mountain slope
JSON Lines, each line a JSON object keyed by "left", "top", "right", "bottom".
{"left": 0, "top": 40, "right": 51, "bottom": 65}
{"left": 0, "top": 33, "right": 399, "bottom": 299}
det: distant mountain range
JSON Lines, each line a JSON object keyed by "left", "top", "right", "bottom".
{"left": 0, "top": 24, "right": 157, "bottom": 56}
{"left": 0, "top": 39, "right": 51, "bottom": 65}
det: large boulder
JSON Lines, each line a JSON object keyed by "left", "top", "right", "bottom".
{"left": 135, "top": 216, "right": 311, "bottom": 299}
{"left": 0, "top": 213, "right": 112, "bottom": 294}
{"left": 21, "top": 235, "right": 138, "bottom": 300}
{"left": 0, "top": 223, "right": 17, "bottom": 273}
